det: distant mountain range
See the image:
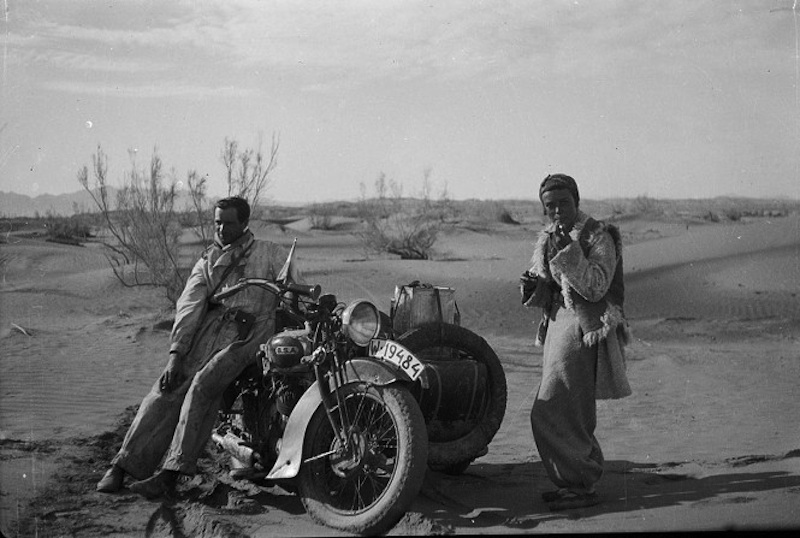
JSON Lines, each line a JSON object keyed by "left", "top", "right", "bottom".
{"left": 0, "top": 190, "right": 102, "bottom": 217}
{"left": 0, "top": 189, "right": 204, "bottom": 218}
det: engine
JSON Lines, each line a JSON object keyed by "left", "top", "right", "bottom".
{"left": 257, "top": 329, "right": 314, "bottom": 417}
{"left": 265, "top": 333, "right": 307, "bottom": 369}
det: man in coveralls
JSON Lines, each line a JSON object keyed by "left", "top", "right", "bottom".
{"left": 96, "top": 196, "right": 303, "bottom": 498}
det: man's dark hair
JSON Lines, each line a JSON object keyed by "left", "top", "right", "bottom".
{"left": 216, "top": 196, "right": 250, "bottom": 224}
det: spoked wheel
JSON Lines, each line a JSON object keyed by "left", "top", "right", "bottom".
{"left": 297, "top": 383, "right": 428, "bottom": 536}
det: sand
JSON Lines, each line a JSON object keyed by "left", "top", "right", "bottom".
{"left": 1, "top": 213, "right": 799, "bottom": 536}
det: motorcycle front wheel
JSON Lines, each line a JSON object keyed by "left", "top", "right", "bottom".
{"left": 296, "top": 383, "right": 428, "bottom": 536}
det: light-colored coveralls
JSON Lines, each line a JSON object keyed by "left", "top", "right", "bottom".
{"left": 112, "top": 231, "right": 301, "bottom": 479}
{"left": 524, "top": 210, "right": 631, "bottom": 495}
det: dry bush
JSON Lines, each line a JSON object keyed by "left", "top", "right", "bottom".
{"left": 357, "top": 173, "right": 441, "bottom": 260}
{"left": 77, "top": 136, "right": 280, "bottom": 303}
{"left": 629, "top": 195, "right": 663, "bottom": 217}
{"left": 220, "top": 133, "right": 279, "bottom": 221}
{"left": 332, "top": 201, "right": 364, "bottom": 220}
{"left": 458, "top": 200, "right": 520, "bottom": 225}
{"left": 609, "top": 200, "right": 627, "bottom": 220}
{"left": 185, "top": 170, "right": 212, "bottom": 244}
{"left": 180, "top": 134, "right": 280, "bottom": 243}
{"left": 722, "top": 207, "right": 743, "bottom": 221}
{"left": 43, "top": 212, "right": 94, "bottom": 245}
{"left": 309, "top": 203, "right": 335, "bottom": 230}
{"left": 78, "top": 146, "right": 187, "bottom": 303}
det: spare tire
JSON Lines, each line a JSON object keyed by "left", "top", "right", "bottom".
{"left": 396, "top": 322, "right": 507, "bottom": 471}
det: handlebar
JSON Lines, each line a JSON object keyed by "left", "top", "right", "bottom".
{"left": 211, "top": 278, "right": 321, "bottom": 303}
{"left": 286, "top": 281, "right": 322, "bottom": 301}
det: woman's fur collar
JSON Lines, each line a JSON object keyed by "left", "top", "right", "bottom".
{"left": 529, "top": 210, "right": 629, "bottom": 347}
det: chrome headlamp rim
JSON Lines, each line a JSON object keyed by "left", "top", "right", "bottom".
{"left": 341, "top": 299, "right": 380, "bottom": 347}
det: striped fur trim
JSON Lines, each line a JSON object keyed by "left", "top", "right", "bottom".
{"left": 581, "top": 302, "right": 628, "bottom": 347}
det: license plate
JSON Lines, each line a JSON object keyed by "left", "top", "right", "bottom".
{"left": 368, "top": 339, "right": 425, "bottom": 381}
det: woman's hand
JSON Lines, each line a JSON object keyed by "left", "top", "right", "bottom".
{"left": 520, "top": 270, "right": 538, "bottom": 303}
{"left": 554, "top": 224, "right": 573, "bottom": 249}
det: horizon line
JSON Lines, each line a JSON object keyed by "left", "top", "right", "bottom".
{"left": 2, "top": 188, "right": 799, "bottom": 205}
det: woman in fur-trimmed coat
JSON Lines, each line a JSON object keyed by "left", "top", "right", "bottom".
{"left": 520, "top": 174, "right": 631, "bottom": 511}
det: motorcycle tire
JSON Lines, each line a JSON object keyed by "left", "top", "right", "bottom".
{"left": 296, "top": 383, "right": 428, "bottom": 536}
{"left": 396, "top": 322, "right": 507, "bottom": 474}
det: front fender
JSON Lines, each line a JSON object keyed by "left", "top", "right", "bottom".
{"left": 265, "top": 358, "right": 408, "bottom": 480}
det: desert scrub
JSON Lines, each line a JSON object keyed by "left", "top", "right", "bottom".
{"left": 309, "top": 203, "right": 335, "bottom": 230}
{"left": 219, "top": 133, "right": 279, "bottom": 222}
{"left": 43, "top": 213, "right": 94, "bottom": 245}
{"left": 459, "top": 200, "right": 520, "bottom": 227}
{"left": 629, "top": 195, "right": 664, "bottom": 218}
{"left": 77, "top": 135, "right": 279, "bottom": 304}
{"left": 722, "top": 207, "right": 743, "bottom": 221}
{"left": 78, "top": 146, "right": 187, "bottom": 302}
{"left": 357, "top": 173, "right": 441, "bottom": 260}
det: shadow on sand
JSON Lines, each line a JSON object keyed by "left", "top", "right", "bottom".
{"left": 411, "top": 452, "right": 800, "bottom": 532}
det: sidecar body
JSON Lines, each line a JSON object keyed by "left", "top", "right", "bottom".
{"left": 389, "top": 283, "right": 508, "bottom": 474}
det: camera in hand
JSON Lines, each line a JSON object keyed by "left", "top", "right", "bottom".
{"left": 520, "top": 269, "right": 538, "bottom": 284}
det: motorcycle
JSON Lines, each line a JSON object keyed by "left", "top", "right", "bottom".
{"left": 210, "top": 276, "right": 429, "bottom": 536}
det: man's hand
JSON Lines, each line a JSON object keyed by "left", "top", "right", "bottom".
{"left": 159, "top": 352, "right": 186, "bottom": 393}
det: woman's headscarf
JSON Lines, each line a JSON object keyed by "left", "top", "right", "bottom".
{"left": 538, "top": 174, "right": 580, "bottom": 207}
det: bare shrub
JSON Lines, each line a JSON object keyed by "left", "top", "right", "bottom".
{"left": 609, "top": 201, "right": 627, "bottom": 220}
{"left": 220, "top": 133, "right": 279, "bottom": 220}
{"left": 420, "top": 167, "right": 456, "bottom": 222}
{"left": 357, "top": 173, "right": 440, "bottom": 260}
{"left": 629, "top": 195, "right": 663, "bottom": 217}
{"left": 722, "top": 207, "right": 743, "bottom": 221}
{"left": 185, "top": 170, "right": 212, "bottom": 244}
{"left": 78, "top": 145, "right": 186, "bottom": 302}
{"left": 179, "top": 134, "right": 279, "bottom": 243}
{"left": 466, "top": 200, "right": 519, "bottom": 225}
{"left": 43, "top": 211, "right": 93, "bottom": 245}
{"left": 309, "top": 203, "right": 335, "bottom": 230}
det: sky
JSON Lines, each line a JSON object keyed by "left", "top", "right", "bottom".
{"left": 1, "top": 0, "right": 799, "bottom": 204}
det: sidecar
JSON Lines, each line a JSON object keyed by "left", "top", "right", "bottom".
{"left": 385, "top": 282, "right": 507, "bottom": 475}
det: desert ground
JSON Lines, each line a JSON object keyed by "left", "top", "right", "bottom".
{"left": 1, "top": 200, "right": 799, "bottom": 536}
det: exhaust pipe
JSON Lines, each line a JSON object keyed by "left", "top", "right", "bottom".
{"left": 212, "top": 431, "right": 254, "bottom": 468}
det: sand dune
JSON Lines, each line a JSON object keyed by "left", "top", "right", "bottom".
{"left": 1, "top": 213, "right": 799, "bottom": 535}
{"left": 624, "top": 215, "right": 799, "bottom": 273}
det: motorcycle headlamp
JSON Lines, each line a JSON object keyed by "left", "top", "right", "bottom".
{"left": 341, "top": 300, "right": 380, "bottom": 347}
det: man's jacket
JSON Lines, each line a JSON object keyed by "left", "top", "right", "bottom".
{"left": 169, "top": 231, "right": 300, "bottom": 356}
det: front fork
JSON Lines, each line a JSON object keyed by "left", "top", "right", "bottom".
{"left": 264, "top": 355, "right": 409, "bottom": 480}
{"left": 312, "top": 347, "right": 373, "bottom": 460}
{"left": 308, "top": 348, "right": 390, "bottom": 464}
{"left": 314, "top": 359, "right": 349, "bottom": 448}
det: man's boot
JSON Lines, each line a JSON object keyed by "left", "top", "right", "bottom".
{"left": 128, "top": 469, "right": 179, "bottom": 499}
{"left": 96, "top": 465, "right": 125, "bottom": 493}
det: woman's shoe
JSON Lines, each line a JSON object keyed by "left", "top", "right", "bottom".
{"left": 547, "top": 491, "right": 600, "bottom": 511}
{"left": 541, "top": 489, "right": 568, "bottom": 503}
